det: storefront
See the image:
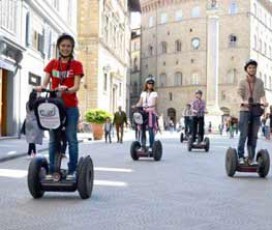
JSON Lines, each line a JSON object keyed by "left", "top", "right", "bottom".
{"left": 0, "top": 36, "right": 24, "bottom": 137}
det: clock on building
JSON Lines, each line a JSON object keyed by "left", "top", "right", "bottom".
{"left": 192, "top": 38, "right": 200, "bottom": 49}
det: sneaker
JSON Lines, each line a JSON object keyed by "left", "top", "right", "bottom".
{"left": 239, "top": 157, "right": 245, "bottom": 164}
{"left": 148, "top": 147, "right": 152, "bottom": 152}
{"left": 66, "top": 172, "right": 76, "bottom": 180}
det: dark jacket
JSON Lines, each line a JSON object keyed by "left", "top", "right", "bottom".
{"left": 113, "top": 111, "right": 127, "bottom": 125}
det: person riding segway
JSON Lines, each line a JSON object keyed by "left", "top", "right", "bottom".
{"left": 130, "top": 75, "right": 162, "bottom": 161}
{"left": 188, "top": 90, "right": 210, "bottom": 152}
{"left": 225, "top": 59, "right": 270, "bottom": 177}
{"left": 180, "top": 103, "right": 193, "bottom": 143}
{"left": 28, "top": 34, "right": 94, "bottom": 199}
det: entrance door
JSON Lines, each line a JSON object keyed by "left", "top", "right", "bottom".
{"left": 1, "top": 70, "right": 8, "bottom": 136}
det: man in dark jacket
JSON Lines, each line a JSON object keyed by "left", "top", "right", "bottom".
{"left": 113, "top": 106, "right": 127, "bottom": 143}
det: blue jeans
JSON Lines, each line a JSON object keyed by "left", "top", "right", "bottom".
{"left": 237, "top": 111, "right": 260, "bottom": 159}
{"left": 49, "top": 107, "right": 79, "bottom": 173}
{"left": 142, "top": 113, "right": 156, "bottom": 147}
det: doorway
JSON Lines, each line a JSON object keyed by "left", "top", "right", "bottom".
{"left": 0, "top": 69, "right": 8, "bottom": 136}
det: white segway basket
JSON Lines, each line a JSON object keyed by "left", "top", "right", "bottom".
{"left": 37, "top": 102, "right": 61, "bottom": 130}
{"left": 133, "top": 112, "right": 144, "bottom": 125}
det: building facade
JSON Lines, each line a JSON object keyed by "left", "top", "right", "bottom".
{"left": 130, "top": 28, "right": 141, "bottom": 115}
{"left": 140, "top": 0, "right": 272, "bottom": 126}
{"left": 0, "top": 0, "right": 77, "bottom": 137}
{"left": 77, "top": 0, "right": 141, "bottom": 116}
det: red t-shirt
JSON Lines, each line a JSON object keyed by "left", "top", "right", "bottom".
{"left": 44, "top": 59, "right": 84, "bottom": 107}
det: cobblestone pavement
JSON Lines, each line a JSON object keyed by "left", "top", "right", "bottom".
{"left": 1, "top": 132, "right": 272, "bottom": 230}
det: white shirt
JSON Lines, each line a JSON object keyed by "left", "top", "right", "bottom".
{"left": 140, "top": 91, "right": 158, "bottom": 107}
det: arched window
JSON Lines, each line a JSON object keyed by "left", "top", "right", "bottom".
{"left": 161, "top": 41, "right": 167, "bottom": 54}
{"left": 229, "top": 1, "right": 238, "bottom": 14}
{"left": 192, "top": 72, "right": 200, "bottom": 85}
{"left": 148, "top": 45, "right": 153, "bottom": 56}
{"left": 229, "top": 34, "right": 237, "bottom": 47}
{"left": 159, "top": 73, "right": 167, "bottom": 87}
{"left": 175, "top": 10, "right": 183, "bottom": 21}
{"left": 175, "top": 40, "right": 182, "bottom": 52}
{"left": 175, "top": 72, "right": 183, "bottom": 86}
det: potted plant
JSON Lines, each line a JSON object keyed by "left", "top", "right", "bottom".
{"left": 85, "top": 109, "right": 112, "bottom": 140}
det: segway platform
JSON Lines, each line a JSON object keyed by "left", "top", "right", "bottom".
{"left": 188, "top": 137, "right": 210, "bottom": 152}
{"left": 225, "top": 147, "right": 270, "bottom": 177}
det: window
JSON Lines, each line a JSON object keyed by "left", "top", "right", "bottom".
{"left": 161, "top": 41, "right": 167, "bottom": 54}
{"left": 175, "top": 40, "right": 182, "bottom": 52}
{"left": 169, "top": 92, "right": 173, "bottom": 101}
{"left": 149, "top": 16, "right": 153, "bottom": 27}
{"left": 229, "top": 1, "right": 238, "bottom": 14}
{"left": 159, "top": 73, "right": 167, "bottom": 87}
{"left": 25, "top": 12, "right": 31, "bottom": 47}
{"left": 0, "top": 0, "right": 17, "bottom": 33}
{"left": 119, "top": 83, "right": 122, "bottom": 96}
{"left": 32, "top": 30, "right": 44, "bottom": 54}
{"left": 192, "top": 72, "right": 200, "bottom": 85}
{"left": 28, "top": 73, "right": 41, "bottom": 86}
{"left": 148, "top": 45, "right": 153, "bottom": 56}
{"left": 160, "top": 13, "right": 168, "bottom": 24}
{"left": 103, "top": 73, "right": 108, "bottom": 91}
{"left": 175, "top": 10, "right": 183, "bottom": 21}
{"left": 254, "top": 35, "right": 257, "bottom": 49}
{"left": 192, "top": 6, "right": 200, "bottom": 18}
{"left": 229, "top": 34, "right": 237, "bottom": 47}
{"left": 133, "top": 57, "right": 138, "bottom": 71}
{"left": 174, "top": 72, "right": 182, "bottom": 86}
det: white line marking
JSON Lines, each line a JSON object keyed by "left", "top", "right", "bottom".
{"left": 0, "top": 169, "right": 27, "bottom": 178}
{"left": 94, "top": 180, "right": 128, "bottom": 187}
{"left": 94, "top": 167, "right": 133, "bottom": 173}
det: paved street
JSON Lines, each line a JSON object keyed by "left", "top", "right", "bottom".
{"left": 1, "top": 131, "right": 272, "bottom": 230}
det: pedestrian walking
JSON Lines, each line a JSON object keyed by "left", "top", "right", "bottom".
{"left": 104, "top": 117, "right": 113, "bottom": 143}
{"left": 113, "top": 106, "right": 127, "bottom": 143}
{"left": 25, "top": 91, "right": 43, "bottom": 159}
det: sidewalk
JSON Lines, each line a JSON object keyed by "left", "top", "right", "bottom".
{"left": 0, "top": 133, "right": 93, "bottom": 163}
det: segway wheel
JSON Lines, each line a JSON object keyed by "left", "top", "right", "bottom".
{"left": 153, "top": 140, "right": 163, "bottom": 161}
{"left": 77, "top": 156, "right": 94, "bottom": 199}
{"left": 257, "top": 149, "right": 270, "bottom": 178}
{"left": 27, "top": 157, "right": 48, "bottom": 199}
{"left": 180, "top": 133, "right": 184, "bottom": 143}
{"left": 225, "top": 148, "right": 238, "bottom": 177}
{"left": 188, "top": 138, "right": 192, "bottom": 152}
{"left": 204, "top": 137, "right": 210, "bottom": 152}
{"left": 130, "top": 141, "right": 140, "bottom": 160}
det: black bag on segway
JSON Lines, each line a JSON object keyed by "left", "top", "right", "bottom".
{"left": 250, "top": 105, "right": 264, "bottom": 117}
{"left": 34, "top": 96, "right": 66, "bottom": 131}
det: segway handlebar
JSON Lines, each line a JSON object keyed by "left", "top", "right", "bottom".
{"left": 241, "top": 103, "right": 264, "bottom": 107}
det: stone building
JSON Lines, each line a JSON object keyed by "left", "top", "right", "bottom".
{"left": 140, "top": 0, "right": 272, "bottom": 127}
{"left": 77, "top": 0, "right": 141, "bottom": 116}
{"left": 0, "top": 0, "right": 76, "bottom": 137}
{"left": 130, "top": 28, "right": 141, "bottom": 113}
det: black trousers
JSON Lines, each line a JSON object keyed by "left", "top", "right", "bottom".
{"left": 27, "top": 143, "right": 36, "bottom": 155}
{"left": 192, "top": 116, "right": 204, "bottom": 142}
{"left": 184, "top": 117, "right": 192, "bottom": 135}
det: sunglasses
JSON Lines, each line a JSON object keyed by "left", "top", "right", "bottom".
{"left": 147, "top": 82, "right": 154, "bottom": 85}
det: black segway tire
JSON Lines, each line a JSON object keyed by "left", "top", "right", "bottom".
{"left": 225, "top": 148, "right": 238, "bottom": 177}
{"left": 153, "top": 140, "right": 163, "bottom": 161}
{"left": 180, "top": 133, "right": 184, "bottom": 143}
{"left": 27, "top": 157, "right": 48, "bottom": 199}
{"left": 257, "top": 149, "right": 270, "bottom": 178}
{"left": 130, "top": 141, "right": 140, "bottom": 160}
{"left": 204, "top": 137, "right": 210, "bottom": 152}
{"left": 77, "top": 156, "right": 94, "bottom": 199}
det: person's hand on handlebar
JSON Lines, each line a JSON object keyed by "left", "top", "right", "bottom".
{"left": 34, "top": 86, "right": 44, "bottom": 92}
{"left": 57, "top": 85, "right": 69, "bottom": 92}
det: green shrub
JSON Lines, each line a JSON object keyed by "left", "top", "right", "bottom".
{"left": 85, "top": 109, "right": 112, "bottom": 124}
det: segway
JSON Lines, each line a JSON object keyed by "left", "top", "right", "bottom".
{"left": 27, "top": 89, "right": 94, "bottom": 199}
{"left": 225, "top": 102, "right": 270, "bottom": 178}
{"left": 130, "top": 107, "right": 162, "bottom": 161}
{"left": 180, "top": 131, "right": 190, "bottom": 143}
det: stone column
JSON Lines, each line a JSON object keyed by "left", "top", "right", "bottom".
{"left": 206, "top": 4, "right": 222, "bottom": 132}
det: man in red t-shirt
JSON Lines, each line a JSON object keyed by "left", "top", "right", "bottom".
{"left": 36, "top": 33, "right": 84, "bottom": 180}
